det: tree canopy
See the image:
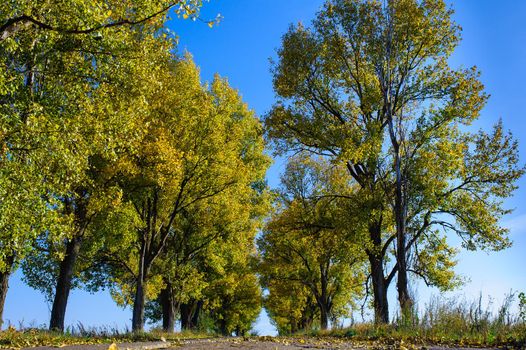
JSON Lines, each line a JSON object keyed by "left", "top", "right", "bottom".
{"left": 265, "top": 0, "right": 523, "bottom": 323}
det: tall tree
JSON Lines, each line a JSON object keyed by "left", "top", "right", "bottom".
{"left": 265, "top": 4, "right": 395, "bottom": 323}
{"left": 265, "top": 0, "right": 523, "bottom": 322}
{"left": 0, "top": 0, "right": 207, "bottom": 328}
{"left": 14, "top": 20, "right": 175, "bottom": 334}
{"left": 355, "top": 0, "right": 524, "bottom": 316}
{"left": 106, "top": 57, "right": 269, "bottom": 332}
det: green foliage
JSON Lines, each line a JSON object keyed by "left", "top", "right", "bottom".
{"left": 265, "top": 0, "right": 524, "bottom": 315}
{"left": 102, "top": 54, "right": 270, "bottom": 331}
{"left": 8, "top": 2, "right": 181, "bottom": 312}
{"left": 259, "top": 154, "right": 367, "bottom": 332}
{"left": 0, "top": 0, "right": 188, "bottom": 278}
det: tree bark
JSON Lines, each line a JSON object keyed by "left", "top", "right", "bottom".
{"left": 160, "top": 282, "right": 175, "bottom": 332}
{"left": 317, "top": 267, "right": 331, "bottom": 330}
{"left": 49, "top": 236, "right": 82, "bottom": 331}
{"left": 387, "top": 116, "right": 413, "bottom": 318}
{"left": 132, "top": 274, "right": 146, "bottom": 332}
{"left": 180, "top": 302, "right": 193, "bottom": 330}
{"left": 0, "top": 256, "right": 14, "bottom": 329}
{"left": 191, "top": 300, "right": 202, "bottom": 329}
{"left": 319, "top": 304, "right": 329, "bottom": 330}
{"left": 366, "top": 220, "right": 390, "bottom": 324}
{"left": 396, "top": 235, "right": 412, "bottom": 319}
{"left": 219, "top": 318, "right": 228, "bottom": 336}
{"left": 132, "top": 242, "right": 148, "bottom": 332}
{"left": 180, "top": 299, "right": 202, "bottom": 330}
{"left": 368, "top": 252, "right": 389, "bottom": 324}
{"left": 394, "top": 165, "right": 412, "bottom": 319}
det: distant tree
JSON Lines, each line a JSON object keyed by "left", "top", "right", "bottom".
{"left": 259, "top": 155, "right": 366, "bottom": 330}
{"left": 203, "top": 237, "right": 263, "bottom": 336}
{"left": 265, "top": 0, "right": 523, "bottom": 321}
{"left": 263, "top": 277, "right": 318, "bottom": 335}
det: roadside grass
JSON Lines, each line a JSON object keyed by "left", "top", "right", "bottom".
{"left": 0, "top": 324, "right": 212, "bottom": 349}
{"left": 310, "top": 293, "right": 526, "bottom": 348}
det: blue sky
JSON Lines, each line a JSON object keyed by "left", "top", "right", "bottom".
{"left": 4, "top": 0, "right": 526, "bottom": 335}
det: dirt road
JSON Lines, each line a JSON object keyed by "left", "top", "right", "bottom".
{"left": 171, "top": 338, "right": 498, "bottom": 350}
{"left": 24, "top": 338, "right": 500, "bottom": 350}
{"left": 175, "top": 338, "right": 356, "bottom": 349}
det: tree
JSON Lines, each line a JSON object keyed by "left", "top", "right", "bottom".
{"left": 0, "top": 0, "right": 208, "bottom": 328}
{"left": 13, "top": 19, "right": 176, "bottom": 333}
{"left": 266, "top": 6, "right": 395, "bottom": 322}
{"left": 149, "top": 176, "right": 269, "bottom": 333}
{"left": 105, "top": 56, "right": 270, "bottom": 332}
{"left": 203, "top": 235, "right": 263, "bottom": 336}
{"left": 263, "top": 276, "right": 318, "bottom": 335}
{"left": 259, "top": 155, "right": 366, "bottom": 330}
{"left": 265, "top": 0, "right": 523, "bottom": 322}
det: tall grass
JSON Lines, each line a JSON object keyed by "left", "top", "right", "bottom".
{"left": 324, "top": 292, "right": 526, "bottom": 347}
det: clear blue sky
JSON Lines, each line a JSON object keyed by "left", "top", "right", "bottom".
{"left": 4, "top": 0, "right": 526, "bottom": 335}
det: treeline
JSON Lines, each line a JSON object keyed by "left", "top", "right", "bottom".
{"left": 0, "top": 0, "right": 523, "bottom": 338}
{"left": 0, "top": 0, "right": 269, "bottom": 335}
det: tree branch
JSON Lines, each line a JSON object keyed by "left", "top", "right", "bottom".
{"left": 1, "top": 2, "right": 181, "bottom": 41}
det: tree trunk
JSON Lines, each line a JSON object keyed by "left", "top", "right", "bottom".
{"left": 49, "top": 236, "right": 82, "bottom": 331}
{"left": 132, "top": 245, "right": 148, "bottom": 332}
{"left": 318, "top": 267, "right": 330, "bottom": 330}
{"left": 180, "top": 302, "right": 191, "bottom": 330}
{"left": 396, "top": 246, "right": 413, "bottom": 319}
{"left": 300, "top": 296, "right": 315, "bottom": 332}
{"left": 366, "top": 220, "right": 390, "bottom": 324}
{"left": 160, "top": 282, "right": 175, "bottom": 332}
{"left": 219, "top": 318, "right": 228, "bottom": 336}
{"left": 389, "top": 121, "right": 413, "bottom": 318}
{"left": 369, "top": 253, "right": 389, "bottom": 324}
{"left": 132, "top": 275, "right": 146, "bottom": 332}
{"left": 319, "top": 304, "right": 329, "bottom": 330}
{"left": 290, "top": 321, "right": 297, "bottom": 335}
{"left": 180, "top": 300, "right": 201, "bottom": 330}
{"left": 394, "top": 192, "right": 412, "bottom": 319}
{"left": 191, "top": 300, "right": 202, "bottom": 329}
{"left": 0, "top": 256, "right": 14, "bottom": 329}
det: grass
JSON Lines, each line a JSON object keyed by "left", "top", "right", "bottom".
{"left": 0, "top": 324, "right": 213, "bottom": 349}
{"left": 312, "top": 292, "right": 526, "bottom": 348}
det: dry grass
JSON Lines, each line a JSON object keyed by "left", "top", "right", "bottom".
{"left": 317, "top": 293, "right": 526, "bottom": 348}
{"left": 0, "top": 324, "right": 212, "bottom": 349}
